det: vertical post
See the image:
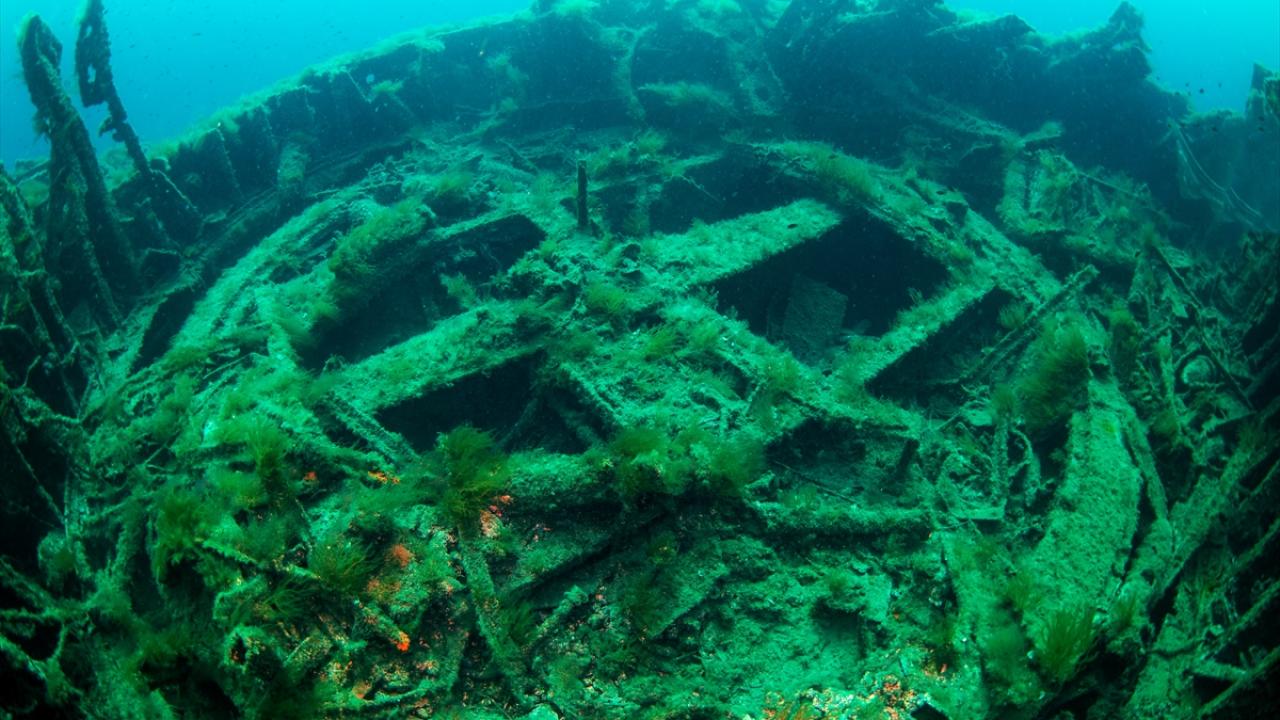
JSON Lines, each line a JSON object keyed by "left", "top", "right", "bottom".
{"left": 19, "top": 15, "right": 136, "bottom": 327}
{"left": 76, "top": 0, "right": 201, "bottom": 242}
{"left": 576, "top": 160, "right": 589, "bottom": 232}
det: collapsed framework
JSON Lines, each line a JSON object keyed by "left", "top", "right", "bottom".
{"left": 2, "top": 1, "right": 1279, "bottom": 718}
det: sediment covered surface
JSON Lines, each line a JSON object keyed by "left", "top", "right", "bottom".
{"left": 2, "top": 1, "right": 1278, "bottom": 718}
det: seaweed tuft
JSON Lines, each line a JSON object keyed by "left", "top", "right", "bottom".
{"left": 431, "top": 426, "right": 511, "bottom": 532}
{"left": 1015, "top": 316, "right": 1091, "bottom": 434}
{"left": 150, "top": 485, "right": 211, "bottom": 582}
{"left": 1035, "top": 604, "right": 1097, "bottom": 684}
{"left": 704, "top": 434, "right": 766, "bottom": 497}
{"left": 308, "top": 533, "right": 375, "bottom": 596}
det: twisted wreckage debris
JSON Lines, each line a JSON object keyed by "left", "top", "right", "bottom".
{"left": 1, "top": 1, "right": 1278, "bottom": 718}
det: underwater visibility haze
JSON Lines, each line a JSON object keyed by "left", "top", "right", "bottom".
{"left": 1, "top": 0, "right": 1278, "bottom": 718}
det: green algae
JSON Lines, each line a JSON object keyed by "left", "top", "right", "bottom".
{"left": 1, "top": 1, "right": 1277, "bottom": 718}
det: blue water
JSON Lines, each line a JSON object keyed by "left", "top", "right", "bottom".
{"left": 0, "top": 0, "right": 528, "bottom": 166}
{"left": 1, "top": 0, "right": 1277, "bottom": 167}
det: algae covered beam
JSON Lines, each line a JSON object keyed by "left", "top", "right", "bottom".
{"left": 0, "top": 170, "right": 88, "bottom": 416}
{"left": 576, "top": 160, "right": 590, "bottom": 232}
{"left": 75, "top": 0, "right": 201, "bottom": 242}
{"left": 18, "top": 14, "right": 137, "bottom": 326}
{"left": 74, "top": 0, "right": 144, "bottom": 179}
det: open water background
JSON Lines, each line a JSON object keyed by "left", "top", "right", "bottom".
{"left": 1, "top": 0, "right": 1277, "bottom": 167}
